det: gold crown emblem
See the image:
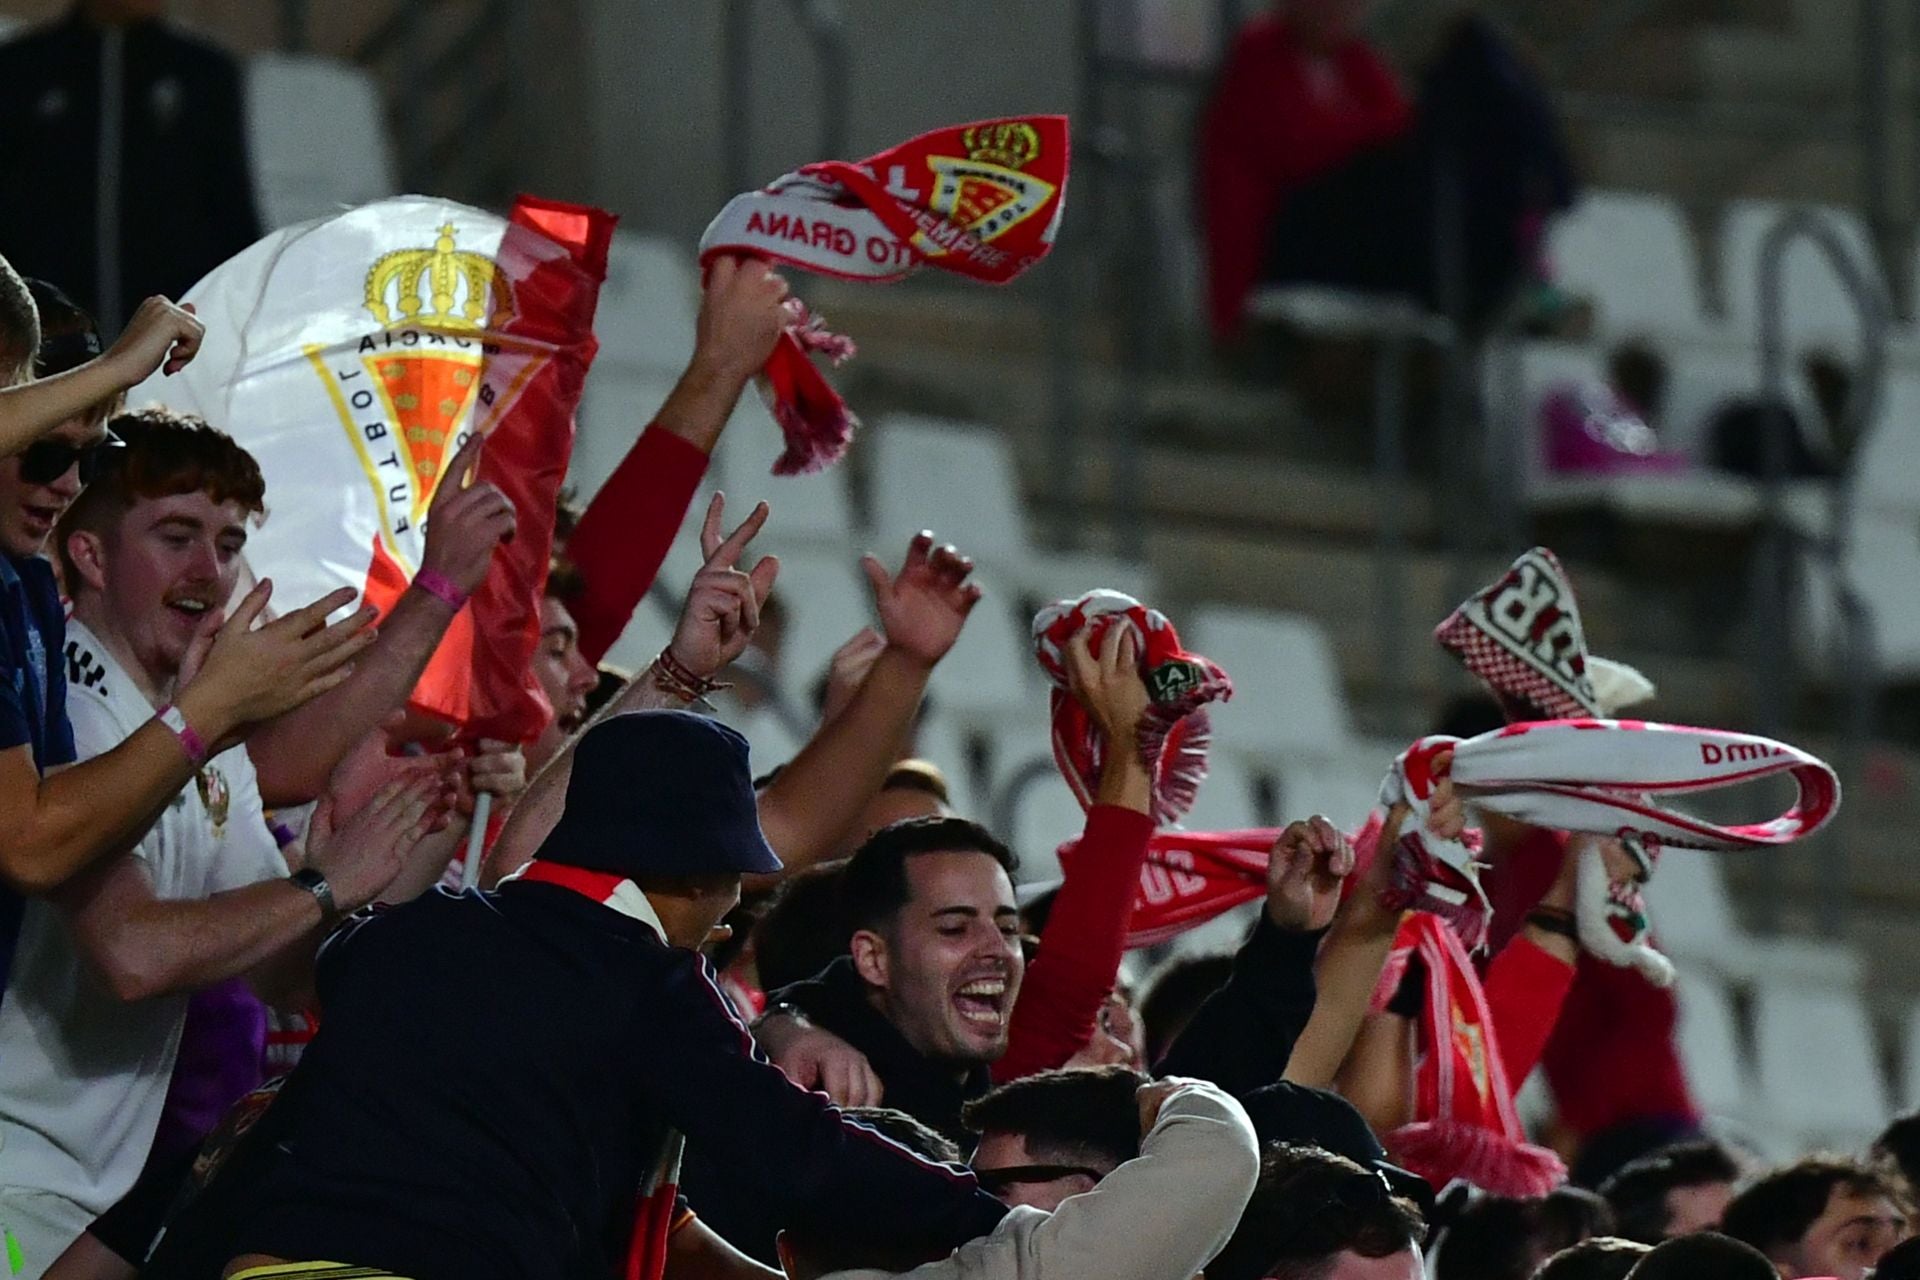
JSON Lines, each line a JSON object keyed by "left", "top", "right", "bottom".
{"left": 961, "top": 121, "right": 1041, "bottom": 170}
{"left": 364, "top": 222, "right": 513, "bottom": 330}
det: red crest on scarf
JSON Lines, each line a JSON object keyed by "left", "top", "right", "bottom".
{"left": 701, "top": 116, "right": 1070, "bottom": 474}
{"left": 1033, "top": 590, "right": 1232, "bottom": 825}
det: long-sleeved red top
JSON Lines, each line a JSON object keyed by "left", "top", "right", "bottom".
{"left": 1484, "top": 828, "right": 1700, "bottom": 1135}
{"left": 565, "top": 425, "right": 710, "bottom": 666}
{"left": 994, "top": 805, "right": 1156, "bottom": 1083}
{"left": 1198, "top": 15, "right": 1412, "bottom": 339}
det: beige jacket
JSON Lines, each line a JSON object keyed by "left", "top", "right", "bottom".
{"left": 828, "top": 1080, "right": 1260, "bottom": 1280}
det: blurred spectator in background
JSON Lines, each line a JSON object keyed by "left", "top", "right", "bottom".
{"left": 1533, "top": 1237, "right": 1652, "bottom": 1280}
{"left": 1538, "top": 341, "right": 1689, "bottom": 478}
{"left": 0, "top": 0, "right": 262, "bottom": 334}
{"left": 1434, "top": 1187, "right": 1615, "bottom": 1280}
{"left": 1875, "top": 1111, "right": 1920, "bottom": 1193}
{"left": 1200, "top": 0, "right": 1575, "bottom": 343}
{"left": 1138, "top": 951, "right": 1237, "bottom": 1066}
{"left": 1598, "top": 1140, "right": 1741, "bottom": 1244}
{"left": 1707, "top": 349, "right": 1859, "bottom": 481}
{"left": 1721, "top": 1156, "right": 1911, "bottom": 1280}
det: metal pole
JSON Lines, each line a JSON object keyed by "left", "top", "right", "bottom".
{"left": 1753, "top": 207, "right": 1892, "bottom": 936}
{"left": 721, "top": 0, "right": 755, "bottom": 204}
{"left": 277, "top": 0, "right": 308, "bottom": 54}
{"left": 804, "top": 0, "right": 850, "bottom": 160}
{"left": 1374, "top": 328, "right": 1409, "bottom": 730}
{"left": 1857, "top": 0, "right": 1895, "bottom": 285}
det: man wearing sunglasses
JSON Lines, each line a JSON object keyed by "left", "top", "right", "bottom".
{"left": 962, "top": 1066, "right": 1146, "bottom": 1212}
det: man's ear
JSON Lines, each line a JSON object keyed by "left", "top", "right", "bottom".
{"left": 64, "top": 527, "right": 108, "bottom": 595}
{"left": 774, "top": 1231, "right": 798, "bottom": 1279}
{"left": 850, "top": 928, "right": 889, "bottom": 990}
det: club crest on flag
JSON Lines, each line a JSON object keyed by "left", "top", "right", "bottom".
{"left": 919, "top": 121, "right": 1058, "bottom": 255}
{"left": 301, "top": 216, "right": 551, "bottom": 566}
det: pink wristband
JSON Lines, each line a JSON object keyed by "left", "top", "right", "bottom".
{"left": 156, "top": 704, "right": 208, "bottom": 767}
{"left": 412, "top": 569, "right": 469, "bottom": 611}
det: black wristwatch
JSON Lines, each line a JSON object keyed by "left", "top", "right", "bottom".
{"left": 289, "top": 867, "right": 339, "bottom": 921}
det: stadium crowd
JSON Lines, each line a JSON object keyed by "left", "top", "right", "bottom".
{"left": 0, "top": 3, "right": 1909, "bottom": 1280}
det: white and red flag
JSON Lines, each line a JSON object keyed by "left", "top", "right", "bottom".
{"left": 130, "top": 194, "right": 616, "bottom": 741}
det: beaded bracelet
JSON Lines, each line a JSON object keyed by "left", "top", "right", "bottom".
{"left": 650, "top": 646, "right": 730, "bottom": 703}
{"left": 412, "top": 569, "right": 469, "bottom": 611}
{"left": 155, "top": 704, "right": 209, "bottom": 767}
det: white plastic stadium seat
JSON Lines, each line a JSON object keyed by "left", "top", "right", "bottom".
{"left": 1719, "top": 201, "right": 1884, "bottom": 347}
{"left": 1006, "top": 774, "right": 1091, "bottom": 885}
{"left": 1753, "top": 982, "right": 1889, "bottom": 1150}
{"left": 869, "top": 415, "right": 1031, "bottom": 568}
{"left": 246, "top": 54, "right": 397, "bottom": 230}
{"left": 1850, "top": 373, "right": 1920, "bottom": 521}
{"left": 572, "top": 368, "right": 678, "bottom": 502}
{"left": 1673, "top": 972, "right": 1756, "bottom": 1124}
{"left": 594, "top": 233, "right": 700, "bottom": 375}
{"left": 1188, "top": 607, "right": 1356, "bottom": 756}
{"left": 1548, "top": 192, "right": 1711, "bottom": 338}
{"left": 1648, "top": 850, "right": 1862, "bottom": 987}
{"left": 753, "top": 551, "right": 874, "bottom": 698}
{"left": 707, "top": 392, "right": 858, "bottom": 550}
{"left": 1798, "top": 512, "right": 1920, "bottom": 679}
{"left": 1179, "top": 754, "right": 1261, "bottom": 833}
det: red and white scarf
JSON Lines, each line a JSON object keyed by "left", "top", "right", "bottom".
{"left": 1033, "top": 590, "right": 1232, "bottom": 825}
{"left": 700, "top": 116, "right": 1070, "bottom": 474}
{"left": 1055, "top": 719, "right": 1839, "bottom": 950}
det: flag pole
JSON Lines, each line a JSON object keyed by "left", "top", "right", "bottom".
{"left": 461, "top": 792, "right": 493, "bottom": 890}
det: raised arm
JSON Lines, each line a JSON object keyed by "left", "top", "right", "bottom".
{"left": 0, "top": 583, "right": 372, "bottom": 895}
{"left": 753, "top": 531, "right": 980, "bottom": 875}
{"left": 569, "top": 255, "right": 791, "bottom": 663}
{"left": 50, "top": 779, "right": 434, "bottom": 1007}
{"left": 1156, "top": 816, "right": 1352, "bottom": 1094}
{"left": 0, "top": 296, "right": 201, "bottom": 457}
{"left": 247, "top": 431, "right": 517, "bottom": 805}
{"left": 484, "top": 497, "right": 777, "bottom": 885}
{"left": 995, "top": 626, "right": 1154, "bottom": 1082}
{"left": 1005, "top": 1078, "right": 1259, "bottom": 1280}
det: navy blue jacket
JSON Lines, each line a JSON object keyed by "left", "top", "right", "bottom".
{"left": 145, "top": 883, "right": 1005, "bottom": 1280}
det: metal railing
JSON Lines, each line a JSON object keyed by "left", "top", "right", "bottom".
{"left": 721, "top": 0, "right": 851, "bottom": 204}
{"left": 1748, "top": 207, "right": 1893, "bottom": 934}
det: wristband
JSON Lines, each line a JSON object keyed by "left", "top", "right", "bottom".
{"left": 412, "top": 569, "right": 469, "bottom": 611}
{"left": 289, "top": 866, "right": 339, "bottom": 921}
{"left": 1526, "top": 907, "right": 1579, "bottom": 941}
{"left": 155, "top": 704, "right": 208, "bottom": 767}
{"left": 650, "top": 646, "right": 730, "bottom": 704}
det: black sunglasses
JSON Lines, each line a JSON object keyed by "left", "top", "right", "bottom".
{"left": 18, "top": 430, "right": 123, "bottom": 487}
{"left": 973, "top": 1163, "right": 1104, "bottom": 1196}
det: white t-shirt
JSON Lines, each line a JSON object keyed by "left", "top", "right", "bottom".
{"left": 0, "top": 620, "right": 286, "bottom": 1217}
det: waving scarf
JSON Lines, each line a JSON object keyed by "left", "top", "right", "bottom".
{"left": 1034, "top": 590, "right": 1233, "bottom": 825}
{"left": 700, "top": 116, "right": 1069, "bottom": 473}
{"left": 1056, "top": 719, "right": 1839, "bottom": 950}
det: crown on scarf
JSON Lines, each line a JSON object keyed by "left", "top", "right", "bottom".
{"left": 961, "top": 121, "right": 1043, "bottom": 170}
{"left": 365, "top": 222, "right": 514, "bottom": 331}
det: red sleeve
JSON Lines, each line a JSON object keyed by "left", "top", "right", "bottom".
{"left": 1199, "top": 28, "right": 1286, "bottom": 340}
{"left": 566, "top": 426, "right": 710, "bottom": 665}
{"left": 1482, "top": 934, "right": 1576, "bottom": 1089}
{"left": 992, "top": 805, "right": 1155, "bottom": 1083}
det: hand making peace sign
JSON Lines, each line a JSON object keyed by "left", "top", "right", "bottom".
{"left": 666, "top": 492, "right": 782, "bottom": 680}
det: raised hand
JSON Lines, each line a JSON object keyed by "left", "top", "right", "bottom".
{"left": 860, "top": 531, "right": 982, "bottom": 669}
{"left": 460, "top": 738, "right": 528, "bottom": 817}
{"left": 419, "top": 432, "right": 516, "bottom": 597}
{"left": 667, "top": 492, "right": 781, "bottom": 679}
{"left": 305, "top": 777, "right": 438, "bottom": 913}
{"left": 1065, "top": 625, "right": 1149, "bottom": 748}
{"left": 105, "top": 296, "right": 203, "bottom": 383}
{"left": 1266, "top": 815, "right": 1356, "bottom": 932}
{"left": 692, "top": 255, "right": 793, "bottom": 385}
{"left": 177, "top": 581, "right": 380, "bottom": 748}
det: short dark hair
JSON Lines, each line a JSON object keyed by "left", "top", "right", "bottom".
{"left": 545, "top": 555, "right": 586, "bottom": 603}
{"left": 1599, "top": 1140, "right": 1741, "bottom": 1243}
{"left": 1436, "top": 1187, "right": 1615, "bottom": 1280}
{"left": 59, "top": 408, "right": 268, "bottom": 585}
{"left": 1876, "top": 1112, "right": 1920, "bottom": 1193}
{"left": 1209, "top": 1143, "right": 1425, "bottom": 1280}
{"left": 0, "top": 257, "right": 38, "bottom": 385}
{"left": 841, "top": 816, "right": 1017, "bottom": 934}
{"left": 1138, "top": 952, "right": 1234, "bottom": 1066}
{"left": 24, "top": 279, "right": 102, "bottom": 381}
{"left": 780, "top": 1106, "right": 964, "bottom": 1278}
{"left": 1534, "top": 1237, "right": 1651, "bottom": 1280}
{"left": 1623, "top": 1231, "right": 1777, "bottom": 1280}
{"left": 1721, "top": 1156, "right": 1910, "bottom": 1260}
{"left": 752, "top": 861, "right": 851, "bottom": 993}
{"left": 960, "top": 1066, "right": 1145, "bottom": 1172}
